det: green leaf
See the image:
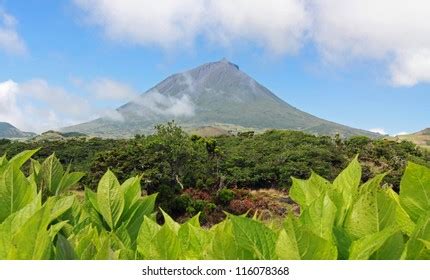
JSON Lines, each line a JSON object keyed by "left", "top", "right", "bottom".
{"left": 121, "top": 194, "right": 157, "bottom": 244}
{"left": 138, "top": 217, "right": 181, "bottom": 260}
{"left": 38, "top": 154, "right": 64, "bottom": 195}
{"left": 349, "top": 227, "right": 398, "bottom": 260}
{"left": 403, "top": 213, "right": 430, "bottom": 260}
{"left": 0, "top": 194, "right": 41, "bottom": 259}
{"left": 209, "top": 220, "right": 252, "bottom": 260}
{"left": 0, "top": 164, "right": 37, "bottom": 222}
{"left": 230, "top": 215, "right": 277, "bottom": 260}
{"left": 57, "top": 170, "right": 85, "bottom": 196}
{"left": 275, "top": 216, "right": 337, "bottom": 260}
{"left": 400, "top": 162, "right": 430, "bottom": 222}
{"left": 178, "top": 222, "right": 211, "bottom": 259}
{"left": 290, "top": 172, "right": 331, "bottom": 207}
{"left": 332, "top": 156, "right": 362, "bottom": 225}
{"left": 6, "top": 199, "right": 70, "bottom": 260}
{"left": 97, "top": 170, "right": 124, "bottom": 230}
{"left": 344, "top": 174, "right": 397, "bottom": 239}
{"left": 301, "top": 193, "right": 337, "bottom": 241}
{"left": 386, "top": 188, "right": 415, "bottom": 236}
{"left": 120, "top": 176, "right": 141, "bottom": 210}
{"left": 55, "top": 234, "right": 76, "bottom": 260}
{"left": 7, "top": 149, "right": 38, "bottom": 170}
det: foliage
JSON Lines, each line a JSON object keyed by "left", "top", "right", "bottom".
{"left": 1, "top": 150, "right": 430, "bottom": 260}
{"left": 1, "top": 124, "right": 429, "bottom": 216}
{"left": 217, "top": 188, "right": 235, "bottom": 205}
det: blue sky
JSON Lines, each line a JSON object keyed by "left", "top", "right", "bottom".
{"left": 0, "top": 0, "right": 428, "bottom": 135}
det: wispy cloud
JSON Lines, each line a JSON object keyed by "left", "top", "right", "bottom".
{"left": 133, "top": 90, "right": 195, "bottom": 118}
{"left": 369, "top": 128, "right": 387, "bottom": 135}
{"left": 86, "top": 78, "right": 138, "bottom": 101}
{"left": 0, "top": 8, "right": 27, "bottom": 55}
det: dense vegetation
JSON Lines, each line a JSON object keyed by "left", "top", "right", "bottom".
{"left": 1, "top": 123, "right": 429, "bottom": 223}
{"left": 0, "top": 150, "right": 429, "bottom": 260}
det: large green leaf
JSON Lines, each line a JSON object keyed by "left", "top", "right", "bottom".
{"left": 7, "top": 149, "right": 38, "bottom": 170}
{"left": 230, "top": 215, "right": 277, "bottom": 260}
{"left": 209, "top": 220, "right": 253, "bottom": 260}
{"left": 400, "top": 162, "right": 430, "bottom": 222}
{"left": 386, "top": 188, "right": 415, "bottom": 236}
{"left": 275, "top": 216, "right": 337, "bottom": 260}
{"left": 0, "top": 194, "right": 41, "bottom": 259}
{"left": 402, "top": 213, "right": 430, "bottom": 260}
{"left": 57, "top": 168, "right": 85, "bottom": 196}
{"left": 0, "top": 164, "right": 37, "bottom": 222}
{"left": 344, "top": 175, "right": 397, "bottom": 239}
{"left": 137, "top": 217, "right": 181, "bottom": 259}
{"left": 5, "top": 197, "right": 72, "bottom": 260}
{"left": 289, "top": 172, "right": 331, "bottom": 207}
{"left": 331, "top": 156, "right": 362, "bottom": 225}
{"left": 38, "top": 154, "right": 64, "bottom": 195}
{"left": 97, "top": 170, "right": 124, "bottom": 230}
{"left": 55, "top": 234, "right": 76, "bottom": 260}
{"left": 178, "top": 223, "right": 211, "bottom": 259}
{"left": 121, "top": 194, "right": 157, "bottom": 243}
{"left": 301, "top": 193, "right": 337, "bottom": 241}
{"left": 348, "top": 227, "right": 399, "bottom": 260}
{"left": 120, "top": 176, "right": 141, "bottom": 210}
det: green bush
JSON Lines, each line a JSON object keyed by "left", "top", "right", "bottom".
{"left": 217, "top": 188, "right": 235, "bottom": 205}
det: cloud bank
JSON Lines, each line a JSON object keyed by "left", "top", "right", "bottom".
{"left": 74, "top": 0, "right": 430, "bottom": 86}
{"left": 0, "top": 78, "right": 139, "bottom": 133}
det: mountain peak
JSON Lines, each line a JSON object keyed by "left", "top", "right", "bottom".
{"left": 63, "top": 60, "right": 378, "bottom": 139}
{"left": 218, "top": 58, "right": 239, "bottom": 70}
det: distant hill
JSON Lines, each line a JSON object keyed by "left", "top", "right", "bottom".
{"left": 398, "top": 128, "right": 430, "bottom": 149}
{"left": 63, "top": 59, "right": 378, "bottom": 138}
{"left": 0, "top": 122, "right": 36, "bottom": 139}
{"left": 31, "top": 130, "right": 87, "bottom": 142}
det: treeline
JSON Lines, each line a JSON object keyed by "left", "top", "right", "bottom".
{"left": 1, "top": 122, "right": 429, "bottom": 219}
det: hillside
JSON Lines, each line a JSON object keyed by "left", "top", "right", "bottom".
{"left": 0, "top": 122, "right": 36, "bottom": 139}
{"left": 398, "top": 128, "right": 430, "bottom": 149}
{"left": 63, "top": 59, "right": 377, "bottom": 138}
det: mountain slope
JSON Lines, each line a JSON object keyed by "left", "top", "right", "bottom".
{"left": 398, "top": 128, "right": 430, "bottom": 149}
{"left": 0, "top": 122, "right": 36, "bottom": 139}
{"left": 63, "top": 59, "right": 377, "bottom": 138}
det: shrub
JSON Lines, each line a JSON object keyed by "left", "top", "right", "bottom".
{"left": 217, "top": 188, "right": 235, "bottom": 205}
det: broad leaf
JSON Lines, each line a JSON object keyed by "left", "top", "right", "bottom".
{"left": 400, "top": 162, "right": 430, "bottom": 222}
{"left": 97, "top": 170, "right": 124, "bottom": 230}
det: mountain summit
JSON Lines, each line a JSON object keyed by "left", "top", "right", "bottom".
{"left": 63, "top": 59, "right": 376, "bottom": 137}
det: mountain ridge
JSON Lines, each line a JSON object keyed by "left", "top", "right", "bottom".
{"left": 62, "top": 59, "right": 378, "bottom": 138}
{"left": 0, "top": 122, "right": 36, "bottom": 139}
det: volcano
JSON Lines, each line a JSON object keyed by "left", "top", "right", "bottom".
{"left": 63, "top": 59, "right": 376, "bottom": 138}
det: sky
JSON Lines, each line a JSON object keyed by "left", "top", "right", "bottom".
{"left": 0, "top": 0, "right": 429, "bottom": 135}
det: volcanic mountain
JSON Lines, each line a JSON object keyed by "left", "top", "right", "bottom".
{"left": 63, "top": 59, "right": 377, "bottom": 138}
{"left": 0, "top": 122, "right": 36, "bottom": 139}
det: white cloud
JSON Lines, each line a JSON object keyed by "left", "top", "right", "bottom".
{"left": 74, "top": 0, "right": 430, "bottom": 86}
{"left": 0, "top": 79, "right": 96, "bottom": 133}
{"left": 134, "top": 90, "right": 195, "bottom": 117}
{"left": 0, "top": 9, "right": 26, "bottom": 55}
{"left": 0, "top": 80, "right": 25, "bottom": 128}
{"left": 0, "top": 78, "right": 142, "bottom": 132}
{"left": 73, "top": 0, "right": 310, "bottom": 55}
{"left": 309, "top": 0, "right": 430, "bottom": 86}
{"left": 369, "top": 128, "right": 387, "bottom": 135}
{"left": 394, "top": 131, "right": 409, "bottom": 136}
{"left": 87, "top": 78, "right": 138, "bottom": 101}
